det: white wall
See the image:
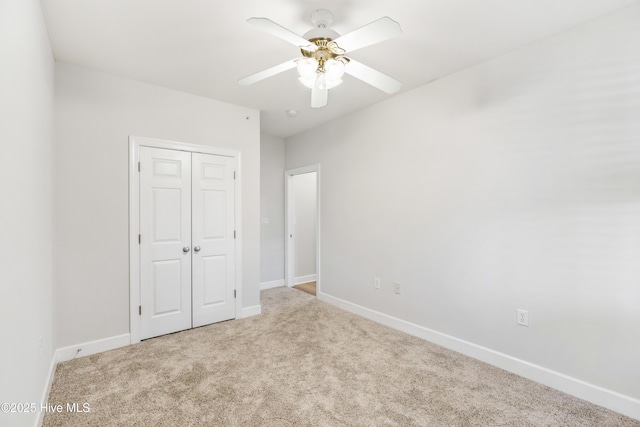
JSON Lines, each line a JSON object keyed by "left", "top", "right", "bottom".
{"left": 293, "top": 172, "right": 317, "bottom": 280}
{"left": 54, "top": 62, "right": 260, "bottom": 349}
{"left": 260, "top": 135, "right": 285, "bottom": 285}
{"left": 286, "top": 3, "right": 640, "bottom": 413}
{"left": 0, "top": 1, "right": 54, "bottom": 426}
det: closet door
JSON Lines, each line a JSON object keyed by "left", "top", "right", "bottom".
{"left": 139, "top": 147, "right": 192, "bottom": 339}
{"left": 191, "top": 153, "right": 236, "bottom": 327}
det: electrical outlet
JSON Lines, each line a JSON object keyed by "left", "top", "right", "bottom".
{"left": 517, "top": 309, "right": 529, "bottom": 326}
{"left": 373, "top": 277, "right": 381, "bottom": 289}
{"left": 394, "top": 282, "right": 401, "bottom": 295}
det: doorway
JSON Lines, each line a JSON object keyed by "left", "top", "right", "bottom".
{"left": 129, "top": 136, "right": 242, "bottom": 343}
{"left": 285, "top": 165, "right": 320, "bottom": 296}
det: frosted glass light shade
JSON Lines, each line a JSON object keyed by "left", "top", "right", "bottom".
{"left": 299, "top": 76, "right": 342, "bottom": 90}
{"left": 325, "top": 59, "right": 345, "bottom": 82}
{"left": 296, "top": 58, "right": 318, "bottom": 80}
{"left": 297, "top": 58, "right": 344, "bottom": 90}
{"left": 298, "top": 77, "right": 316, "bottom": 89}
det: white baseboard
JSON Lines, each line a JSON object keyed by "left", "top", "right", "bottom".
{"left": 294, "top": 274, "right": 316, "bottom": 285}
{"left": 35, "top": 333, "right": 131, "bottom": 427}
{"left": 54, "top": 333, "right": 131, "bottom": 364}
{"left": 239, "top": 305, "right": 262, "bottom": 318}
{"left": 260, "top": 279, "right": 285, "bottom": 290}
{"left": 318, "top": 291, "right": 640, "bottom": 422}
{"left": 36, "top": 354, "right": 58, "bottom": 427}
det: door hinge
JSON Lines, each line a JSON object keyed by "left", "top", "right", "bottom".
{"left": 233, "top": 230, "right": 236, "bottom": 239}
{"left": 139, "top": 305, "right": 142, "bottom": 315}
{"left": 233, "top": 171, "right": 236, "bottom": 180}
{"left": 234, "top": 290, "right": 236, "bottom": 298}
{"left": 138, "top": 162, "right": 140, "bottom": 172}
{"left": 138, "top": 234, "right": 141, "bottom": 244}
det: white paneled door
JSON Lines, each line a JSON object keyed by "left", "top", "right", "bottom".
{"left": 191, "top": 153, "right": 236, "bottom": 327}
{"left": 139, "top": 147, "right": 192, "bottom": 339}
{"left": 139, "top": 147, "right": 236, "bottom": 340}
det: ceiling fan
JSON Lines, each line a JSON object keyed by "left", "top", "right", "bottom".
{"left": 239, "top": 9, "right": 402, "bottom": 108}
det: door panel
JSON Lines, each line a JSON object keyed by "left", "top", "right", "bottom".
{"left": 203, "top": 190, "right": 226, "bottom": 238}
{"left": 140, "top": 147, "right": 192, "bottom": 339}
{"left": 192, "top": 153, "right": 236, "bottom": 327}
{"left": 152, "top": 260, "right": 183, "bottom": 314}
{"left": 153, "top": 188, "right": 182, "bottom": 240}
{"left": 202, "top": 255, "right": 227, "bottom": 304}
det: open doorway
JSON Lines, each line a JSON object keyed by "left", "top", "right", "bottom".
{"left": 285, "top": 165, "right": 320, "bottom": 296}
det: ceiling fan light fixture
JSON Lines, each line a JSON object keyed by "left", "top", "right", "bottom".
{"left": 298, "top": 76, "right": 342, "bottom": 90}
{"left": 296, "top": 58, "right": 318, "bottom": 80}
{"left": 298, "top": 77, "right": 315, "bottom": 89}
{"left": 325, "top": 59, "right": 345, "bottom": 81}
{"left": 297, "top": 57, "right": 345, "bottom": 90}
{"left": 241, "top": 10, "right": 403, "bottom": 108}
{"left": 315, "top": 73, "right": 326, "bottom": 91}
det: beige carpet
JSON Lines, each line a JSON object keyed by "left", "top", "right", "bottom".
{"left": 44, "top": 287, "right": 638, "bottom": 426}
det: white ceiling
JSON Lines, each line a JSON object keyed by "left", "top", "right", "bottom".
{"left": 42, "top": 0, "right": 637, "bottom": 138}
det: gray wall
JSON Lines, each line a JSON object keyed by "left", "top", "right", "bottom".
{"left": 286, "top": 4, "right": 640, "bottom": 403}
{"left": 293, "top": 172, "right": 317, "bottom": 280}
{"left": 0, "top": 1, "right": 54, "bottom": 426}
{"left": 260, "top": 135, "right": 285, "bottom": 285}
{"left": 54, "top": 62, "right": 261, "bottom": 348}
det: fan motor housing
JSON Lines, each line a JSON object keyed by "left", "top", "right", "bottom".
{"left": 303, "top": 9, "right": 340, "bottom": 40}
{"left": 302, "top": 27, "right": 340, "bottom": 41}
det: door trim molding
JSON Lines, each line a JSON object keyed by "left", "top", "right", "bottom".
{"left": 129, "top": 136, "right": 243, "bottom": 344}
{"left": 284, "top": 165, "right": 321, "bottom": 295}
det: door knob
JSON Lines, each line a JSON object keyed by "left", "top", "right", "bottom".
{"left": 183, "top": 246, "right": 190, "bottom": 253}
{"left": 193, "top": 245, "right": 201, "bottom": 253}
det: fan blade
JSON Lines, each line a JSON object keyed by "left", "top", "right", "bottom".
{"left": 345, "top": 59, "right": 401, "bottom": 94}
{"left": 239, "top": 59, "right": 297, "bottom": 85}
{"left": 334, "top": 17, "right": 401, "bottom": 53}
{"left": 311, "top": 73, "right": 328, "bottom": 108}
{"left": 247, "top": 17, "right": 317, "bottom": 51}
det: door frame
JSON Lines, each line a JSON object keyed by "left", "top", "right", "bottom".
{"left": 129, "top": 135, "right": 243, "bottom": 344}
{"left": 284, "top": 165, "right": 321, "bottom": 295}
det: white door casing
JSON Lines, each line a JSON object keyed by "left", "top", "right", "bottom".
{"left": 139, "top": 147, "right": 193, "bottom": 339}
{"left": 130, "top": 136, "right": 242, "bottom": 344}
{"left": 191, "top": 153, "right": 236, "bottom": 327}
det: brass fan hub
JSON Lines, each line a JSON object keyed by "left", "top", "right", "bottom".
{"left": 301, "top": 38, "right": 348, "bottom": 72}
